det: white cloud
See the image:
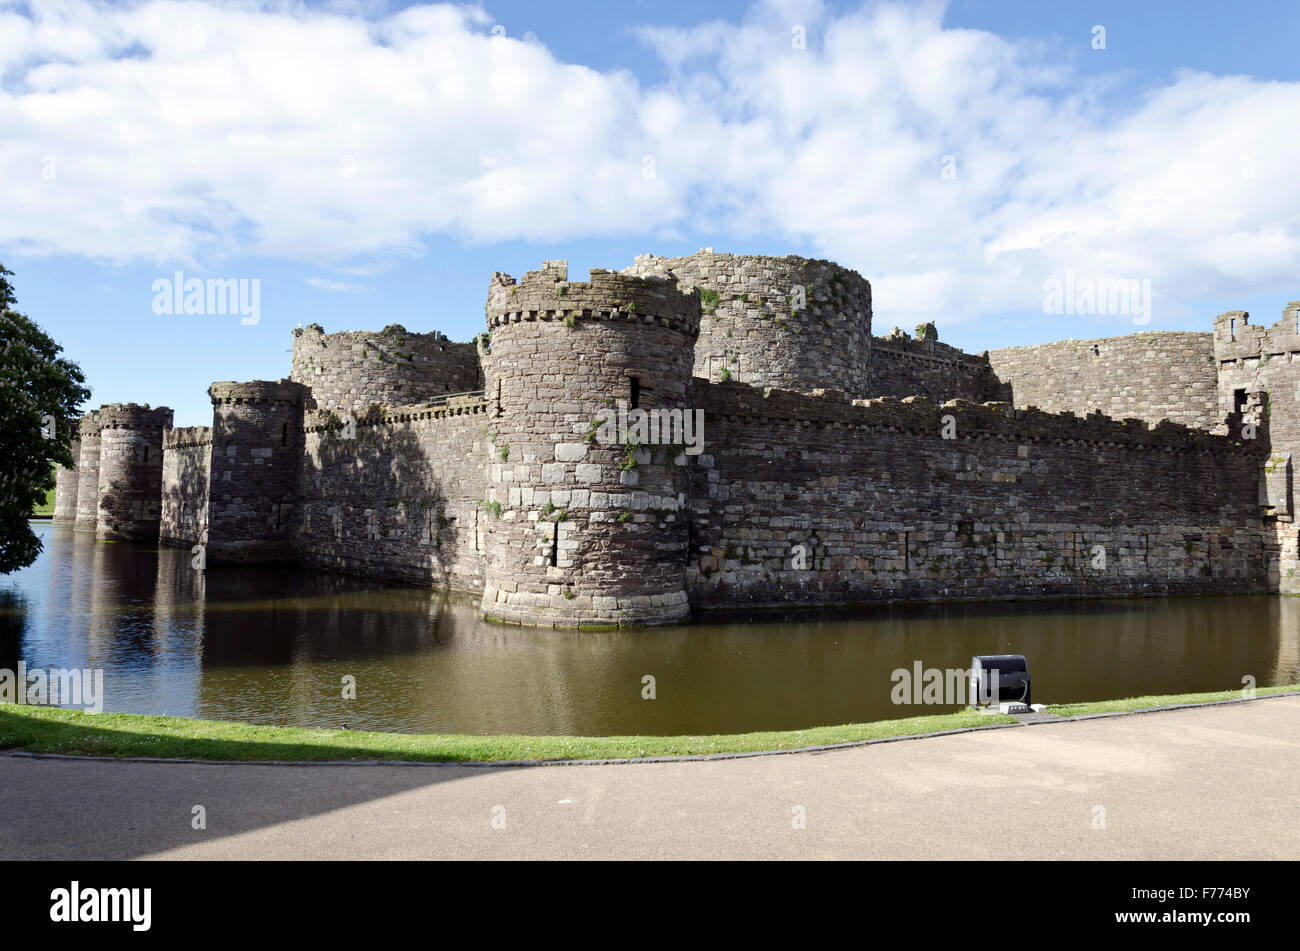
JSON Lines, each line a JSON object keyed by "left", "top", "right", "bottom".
{"left": 2, "top": 0, "right": 1298, "bottom": 327}
{"left": 303, "top": 276, "right": 365, "bottom": 293}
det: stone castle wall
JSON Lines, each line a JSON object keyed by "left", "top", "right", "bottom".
{"left": 290, "top": 324, "right": 481, "bottom": 411}
{"left": 206, "top": 380, "right": 308, "bottom": 563}
{"left": 987, "top": 331, "right": 1220, "bottom": 430}
{"left": 50, "top": 252, "right": 1300, "bottom": 628}
{"left": 1213, "top": 304, "right": 1300, "bottom": 593}
{"left": 294, "top": 396, "right": 489, "bottom": 590}
{"left": 687, "top": 385, "right": 1268, "bottom": 610}
{"left": 867, "top": 327, "right": 1005, "bottom": 403}
{"left": 160, "top": 426, "right": 212, "bottom": 548}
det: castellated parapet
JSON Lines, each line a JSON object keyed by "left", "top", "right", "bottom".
{"left": 480, "top": 261, "right": 700, "bottom": 627}
{"left": 94, "top": 404, "right": 173, "bottom": 542}
{"left": 206, "top": 380, "right": 309, "bottom": 563}
{"left": 290, "top": 324, "right": 481, "bottom": 411}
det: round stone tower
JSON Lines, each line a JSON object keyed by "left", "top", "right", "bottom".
{"left": 622, "top": 250, "right": 873, "bottom": 396}
{"left": 95, "top": 404, "right": 173, "bottom": 541}
{"left": 52, "top": 434, "right": 81, "bottom": 524}
{"left": 73, "top": 411, "right": 102, "bottom": 532}
{"left": 479, "top": 260, "right": 700, "bottom": 627}
{"left": 207, "top": 380, "right": 309, "bottom": 562}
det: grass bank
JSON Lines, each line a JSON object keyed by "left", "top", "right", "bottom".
{"left": 31, "top": 486, "right": 54, "bottom": 517}
{"left": 0, "top": 705, "right": 1013, "bottom": 763}
{"left": 2, "top": 684, "right": 1296, "bottom": 764}
{"left": 1045, "top": 683, "right": 1300, "bottom": 717}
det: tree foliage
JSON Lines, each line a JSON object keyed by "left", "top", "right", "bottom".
{"left": 0, "top": 263, "right": 91, "bottom": 573}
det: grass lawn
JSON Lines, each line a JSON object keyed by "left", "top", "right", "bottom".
{"left": 1, "top": 684, "right": 1295, "bottom": 764}
{"left": 1045, "top": 683, "right": 1300, "bottom": 717}
{"left": 31, "top": 486, "right": 55, "bottom": 517}
{"left": 0, "top": 704, "right": 1014, "bottom": 763}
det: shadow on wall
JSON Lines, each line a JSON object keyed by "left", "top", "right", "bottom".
{"left": 160, "top": 431, "right": 211, "bottom": 548}
{"left": 294, "top": 408, "right": 465, "bottom": 589}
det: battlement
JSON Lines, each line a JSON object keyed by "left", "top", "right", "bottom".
{"left": 872, "top": 325, "right": 989, "bottom": 367}
{"left": 1214, "top": 303, "right": 1300, "bottom": 360}
{"left": 486, "top": 261, "right": 700, "bottom": 333}
{"left": 697, "top": 380, "right": 1260, "bottom": 455}
{"left": 76, "top": 409, "right": 101, "bottom": 436}
{"left": 302, "top": 393, "right": 488, "bottom": 434}
{"left": 94, "top": 403, "right": 173, "bottom": 431}
{"left": 163, "top": 425, "right": 213, "bottom": 448}
{"left": 209, "top": 379, "right": 310, "bottom": 405}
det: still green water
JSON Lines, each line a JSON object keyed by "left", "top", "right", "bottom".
{"left": 2, "top": 522, "right": 1297, "bottom": 735}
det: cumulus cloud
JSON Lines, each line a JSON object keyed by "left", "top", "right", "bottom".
{"left": 2, "top": 0, "right": 1298, "bottom": 326}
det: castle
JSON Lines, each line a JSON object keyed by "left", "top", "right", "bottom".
{"left": 50, "top": 250, "right": 1300, "bottom": 627}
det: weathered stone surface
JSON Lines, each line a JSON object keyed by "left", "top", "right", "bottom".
{"left": 290, "top": 324, "right": 481, "bottom": 411}
{"left": 987, "top": 331, "right": 1219, "bottom": 430}
{"left": 94, "top": 404, "right": 172, "bottom": 542}
{"left": 478, "top": 262, "right": 697, "bottom": 626}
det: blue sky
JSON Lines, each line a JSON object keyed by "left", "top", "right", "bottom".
{"left": 3, "top": 0, "right": 1299, "bottom": 425}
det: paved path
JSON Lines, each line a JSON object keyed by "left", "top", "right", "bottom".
{"left": 2, "top": 697, "right": 1297, "bottom": 860}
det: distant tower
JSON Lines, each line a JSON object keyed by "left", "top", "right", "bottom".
{"left": 622, "top": 251, "right": 873, "bottom": 395}
{"left": 95, "top": 404, "right": 173, "bottom": 541}
{"left": 206, "top": 380, "right": 308, "bottom": 562}
{"left": 479, "top": 261, "right": 700, "bottom": 627}
{"left": 73, "top": 411, "right": 102, "bottom": 532}
{"left": 52, "top": 433, "right": 81, "bottom": 524}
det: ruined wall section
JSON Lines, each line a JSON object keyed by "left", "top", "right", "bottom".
{"left": 290, "top": 324, "right": 482, "bottom": 412}
{"left": 622, "top": 251, "right": 873, "bottom": 396}
{"left": 294, "top": 396, "right": 489, "bottom": 591}
{"left": 987, "top": 332, "right": 1219, "bottom": 431}
{"left": 687, "top": 383, "right": 1267, "bottom": 610}
{"left": 160, "top": 426, "right": 212, "bottom": 548}
{"left": 1214, "top": 303, "right": 1300, "bottom": 592}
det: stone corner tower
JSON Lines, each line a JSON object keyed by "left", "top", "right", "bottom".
{"left": 479, "top": 260, "right": 700, "bottom": 628}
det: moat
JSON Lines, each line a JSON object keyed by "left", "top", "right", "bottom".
{"left": 3, "top": 522, "right": 1298, "bottom": 736}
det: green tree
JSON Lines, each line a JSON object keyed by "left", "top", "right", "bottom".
{"left": 0, "top": 264, "right": 91, "bottom": 573}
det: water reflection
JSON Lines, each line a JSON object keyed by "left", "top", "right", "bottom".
{"left": 2, "top": 521, "right": 1297, "bottom": 736}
